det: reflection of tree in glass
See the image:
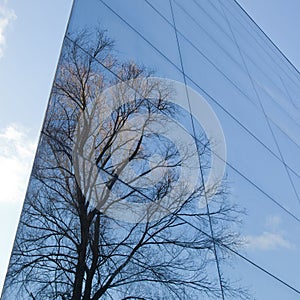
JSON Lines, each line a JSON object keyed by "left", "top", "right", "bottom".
{"left": 3, "top": 29, "right": 249, "bottom": 300}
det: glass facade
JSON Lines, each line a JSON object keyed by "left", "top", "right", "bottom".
{"left": 2, "top": 1, "right": 300, "bottom": 299}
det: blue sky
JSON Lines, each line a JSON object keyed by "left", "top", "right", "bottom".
{"left": 0, "top": 0, "right": 73, "bottom": 292}
{"left": 238, "top": 0, "right": 300, "bottom": 72}
{"left": 0, "top": 0, "right": 300, "bottom": 296}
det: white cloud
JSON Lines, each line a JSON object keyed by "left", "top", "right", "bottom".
{"left": 0, "top": 2, "right": 16, "bottom": 58}
{"left": 265, "top": 215, "right": 282, "bottom": 230}
{"left": 244, "top": 231, "right": 295, "bottom": 251}
{"left": 0, "top": 124, "right": 37, "bottom": 204}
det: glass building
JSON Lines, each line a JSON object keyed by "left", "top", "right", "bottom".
{"left": 2, "top": 0, "right": 300, "bottom": 299}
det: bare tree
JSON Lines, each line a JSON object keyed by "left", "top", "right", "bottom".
{"left": 3, "top": 29, "right": 248, "bottom": 300}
